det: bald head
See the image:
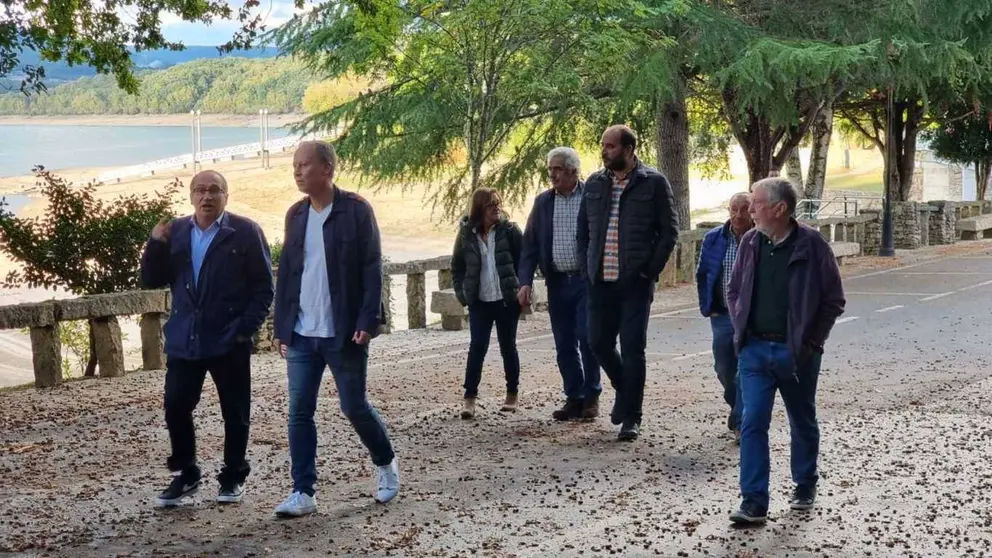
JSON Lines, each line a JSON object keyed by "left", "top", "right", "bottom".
{"left": 728, "top": 192, "right": 752, "bottom": 237}
{"left": 601, "top": 124, "right": 638, "bottom": 173}
{"left": 189, "top": 169, "right": 228, "bottom": 227}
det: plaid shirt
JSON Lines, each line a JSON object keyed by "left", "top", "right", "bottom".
{"left": 551, "top": 182, "right": 583, "bottom": 272}
{"left": 601, "top": 171, "right": 629, "bottom": 282}
{"left": 719, "top": 227, "right": 741, "bottom": 308}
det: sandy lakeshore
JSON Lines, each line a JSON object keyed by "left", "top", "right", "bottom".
{"left": 0, "top": 113, "right": 306, "bottom": 128}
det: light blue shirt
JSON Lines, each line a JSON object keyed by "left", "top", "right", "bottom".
{"left": 294, "top": 204, "right": 335, "bottom": 338}
{"left": 190, "top": 213, "right": 225, "bottom": 286}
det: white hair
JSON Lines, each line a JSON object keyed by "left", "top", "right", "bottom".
{"left": 546, "top": 147, "right": 581, "bottom": 172}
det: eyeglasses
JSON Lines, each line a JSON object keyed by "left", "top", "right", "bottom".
{"left": 192, "top": 185, "right": 227, "bottom": 196}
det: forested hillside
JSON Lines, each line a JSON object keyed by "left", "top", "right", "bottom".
{"left": 0, "top": 57, "right": 315, "bottom": 115}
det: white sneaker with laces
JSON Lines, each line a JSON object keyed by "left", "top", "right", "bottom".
{"left": 274, "top": 491, "right": 317, "bottom": 517}
{"left": 374, "top": 458, "right": 400, "bottom": 503}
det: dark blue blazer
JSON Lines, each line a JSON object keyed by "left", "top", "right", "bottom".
{"left": 695, "top": 221, "right": 731, "bottom": 316}
{"left": 518, "top": 183, "right": 584, "bottom": 286}
{"left": 140, "top": 212, "right": 274, "bottom": 360}
{"left": 273, "top": 189, "right": 384, "bottom": 349}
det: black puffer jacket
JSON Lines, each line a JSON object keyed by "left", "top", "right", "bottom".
{"left": 451, "top": 216, "right": 523, "bottom": 306}
{"left": 577, "top": 160, "right": 679, "bottom": 283}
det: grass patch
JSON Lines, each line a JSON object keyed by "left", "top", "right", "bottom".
{"left": 825, "top": 169, "right": 883, "bottom": 193}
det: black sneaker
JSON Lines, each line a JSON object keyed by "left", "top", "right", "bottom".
{"left": 617, "top": 420, "right": 640, "bottom": 442}
{"left": 155, "top": 475, "right": 200, "bottom": 508}
{"left": 790, "top": 485, "right": 816, "bottom": 510}
{"left": 217, "top": 481, "right": 245, "bottom": 504}
{"left": 552, "top": 398, "right": 585, "bottom": 421}
{"left": 729, "top": 501, "right": 767, "bottom": 525}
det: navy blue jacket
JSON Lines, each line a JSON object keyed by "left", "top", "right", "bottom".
{"left": 140, "top": 212, "right": 274, "bottom": 360}
{"left": 518, "top": 184, "right": 584, "bottom": 286}
{"left": 273, "top": 189, "right": 384, "bottom": 349}
{"left": 695, "top": 221, "right": 732, "bottom": 317}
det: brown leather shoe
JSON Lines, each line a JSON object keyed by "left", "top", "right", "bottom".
{"left": 461, "top": 398, "right": 476, "bottom": 420}
{"left": 581, "top": 392, "right": 600, "bottom": 419}
{"left": 500, "top": 392, "right": 518, "bottom": 412}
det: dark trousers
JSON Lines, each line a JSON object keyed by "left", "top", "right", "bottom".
{"left": 738, "top": 339, "right": 821, "bottom": 512}
{"left": 286, "top": 334, "right": 395, "bottom": 496}
{"left": 710, "top": 313, "right": 742, "bottom": 430}
{"left": 546, "top": 272, "right": 601, "bottom": 400}
{"left": 164, "top": 344, "right": 252, "bottom": 484}
{"left": 588, "top": 276, "right": 654, "bottom": 423}
{"left": 464, "top": 300, "right": 520, "bottom": 398}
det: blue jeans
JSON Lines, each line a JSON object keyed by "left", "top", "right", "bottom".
{"left": 547, "top": 273, "right": 601, "bottom": 400}
{"left": 738, "top": 339, "right": 821, "bottom": 512}
{"left": 588, "top": 276, "right": 654, "bottom": 423}
{"left": 710, "top": 314, "right": 742, "bottom": 430}
{"left": 286, "top": 334, "right": 395, "bottom": 496}
{"left": 464, "top": 300, "right": 521, "bottom": 398}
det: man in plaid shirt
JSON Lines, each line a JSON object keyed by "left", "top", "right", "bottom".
{"left": 577, "top": 125, "right": 679, "bottom": 441}
{"left": 695, "top": 193, "right": 752, "bottom": 444}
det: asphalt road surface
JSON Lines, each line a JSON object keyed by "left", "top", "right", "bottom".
{"left": 1, "top": 251, "right": 991, "bottom": 557}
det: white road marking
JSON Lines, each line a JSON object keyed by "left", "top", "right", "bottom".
{"left": 836, "top": 316, "right": 860, "bottom": 324}
{"left": 897, "top": 272, "right": 992, "bottom": 275}
{"left": 955, "top": 279, "right": 992, "bottom": 292}
{"left": 846, "top": 292, "right": 936, "bottom": 296}
{"left": 649, "top": 307, "right": 697, "bottom": 319}
{"left": 875, "top": 305, "right": 904, "bottom": 313}
{"left": 920, "top": 292, "right": 954, "bottom": 301}
{"left": 671, "top": 351, "right": 710, "bottom": 362}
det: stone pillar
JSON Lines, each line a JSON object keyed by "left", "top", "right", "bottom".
{"left": 380, "top": 275, "right": 393, "bottom": 334}
{"left": 918, "top": 207, "right": 932, "bottom": 246}
{"left": 441, "top": 315, "right": 466, "bottom": 331}
{"left": 91, "top": 316, "right": 124, "bottom": 378}
{"left": 928, "top": 201, "right": 957, "bottom": 245}
{"left": 29, "top": 325, "right": 62, "bottom": 388}
{"left": 860, "top": 210, "right": 882, "bottom": 255}
{"left": 891, "top": 201, "right": 923, "bottom": 250}
{"left": 406, "top": 272, "right": 426, "bottom": 330}
{"left": 834, "top": 225, "right": 846, "bottom": 242}
{"left": 676, "top": 241, "right": 695, "bottom": 283}
{"left": 438, "top": 269, "right": 453, "bottom": 291}
{"left": 139, "top": 312, "right": 166, "bottom": 370}
{"left": 819, "top": 224, "right": 832, "bottom": 241}
{"left": 659, "top": 256, "right": 677, "bottom": 288}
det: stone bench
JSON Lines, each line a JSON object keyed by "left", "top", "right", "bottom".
{"left": 430, "top": 281, "right": 548, "bottom": 331}
{"left": 830, "top": 242, "right": 861, "bottom": 264}
{"left": 956, "top": 214, "right": 992, "bottom": 240}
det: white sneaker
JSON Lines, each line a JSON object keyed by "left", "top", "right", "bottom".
{"left": 374, "top": 458, "right": 400, "bottom": 503}
{"left": 274, "top": 491, "right": 317, "bottom": 517}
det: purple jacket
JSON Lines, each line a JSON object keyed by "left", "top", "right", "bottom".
{"left": 727, "top": 221, "right": 845, "bottom": 358}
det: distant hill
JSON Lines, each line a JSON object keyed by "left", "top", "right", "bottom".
{"left": 3, "top": 46, "right": 279, "bottom": 88}
{"left": 0, "top": 57, "right": 317, "bottom": 115}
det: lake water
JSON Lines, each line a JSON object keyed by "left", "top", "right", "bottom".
{"left": 0, "top": 124, "right": 291, "bottom": 178}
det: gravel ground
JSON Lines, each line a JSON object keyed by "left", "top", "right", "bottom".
{"left": 2, "top": 241, "right": 991, "bottom": 558}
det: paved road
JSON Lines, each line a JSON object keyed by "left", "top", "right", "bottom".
{"left": 1, "top": 251, "right": 991, "bottom": 557}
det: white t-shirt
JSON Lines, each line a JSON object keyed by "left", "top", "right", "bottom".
{"left": 294, "top": 204, "right": 335, "bottom": 338}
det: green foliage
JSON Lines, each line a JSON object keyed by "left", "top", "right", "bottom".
{"left": 0, "top": 168, "right": 179, "bottom": 295}
{"left": 274, "top": 0, "right": 621, "bottom": 217}
{"left": 0, "top": 0, "right": 261, "bottom": 95}
{"left": 269, "top": 239, "right": 283, "bottom": 267}
{"left": 923, "top": 106, "right": 992, "bottom": 200}
{"left": 0, "top": 58, "right": 316, "bottom": 115}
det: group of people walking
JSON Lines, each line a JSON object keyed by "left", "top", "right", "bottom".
{"left": 140, "top": 123, "right": 845, "bottom": 526}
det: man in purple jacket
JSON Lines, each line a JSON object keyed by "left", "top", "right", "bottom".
{"left": 726, "top": 177, "right": 845, "bottom": 525}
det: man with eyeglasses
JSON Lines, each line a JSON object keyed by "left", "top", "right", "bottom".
{"left": 141, "top": 169, "right": 274, "bottom": 508}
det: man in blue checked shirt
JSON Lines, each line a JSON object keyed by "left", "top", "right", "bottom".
{"left": 695, "top": 192, "right": 752, "bottom": 444}
{"left": 141, "top": 170, "right": 274, "bottom": 508}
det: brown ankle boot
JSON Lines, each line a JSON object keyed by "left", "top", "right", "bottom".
{"left": 500, "top": 392, "right": 518, "bottom": 412}
{"left": 461, "top": 398, "right": 476, "bottom": 420}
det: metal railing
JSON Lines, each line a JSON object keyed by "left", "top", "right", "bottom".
{"left": 797, "top": 195, "right": 883, "bottom": 219}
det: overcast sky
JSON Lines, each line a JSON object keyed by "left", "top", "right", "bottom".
{"left": 158, "top": 0, "right": 300, "bottom": 46}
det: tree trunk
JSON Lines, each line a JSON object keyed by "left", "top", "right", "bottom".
{"left": 877, "top": 100, "right": 924, "bottom": 201}
{"left": 83, "top": 320, "right": 97, "bottom": 377}
{"left": 655, "top": 79, "right": 691, "bottom": 230}
{"left": 785, "top": 148, "right": 804, "bottom": 191}
{"left": 978, "top": 159, "right": 992, "bottom": 201}
{"left": 804, "top": 100, "right": 833, "bottom": 200}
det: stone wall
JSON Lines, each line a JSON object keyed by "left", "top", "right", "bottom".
{"left": 892, "top": 201, "right": 925, "bottom": 249}
{"left": 860, "top": 210, "right": 882, "bottom": 255}
{"left": 928, "top": 201, "right": 958, "bottom": 245}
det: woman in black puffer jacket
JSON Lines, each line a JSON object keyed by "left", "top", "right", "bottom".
{"left": 451, "top": 188, "right": 524, "bottom": 420}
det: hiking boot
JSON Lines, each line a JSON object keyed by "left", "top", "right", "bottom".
{"left": 461, "top": 398, "right": 476, "bottom": 420}
{"left": 500, "top": 392, "right": 518, "bottom": 412}
{"left": 155, "top": 474, "right": 200, "bottom": 508}
{"left": 552, "top": 398, "right": 584, "bottom": 421}
{"left": 581, "top": 392, "right": 600, "bottom": 420}
{"left": 790, "top": 485, "right": 816, "bottom": 511}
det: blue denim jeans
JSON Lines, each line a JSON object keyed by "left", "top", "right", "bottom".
{"left": 286, "top": 334, "right": 395, "bottom": 496}
{"left": 710, "top": 314, "right": 742, "bottom": 430}
{"left": 738, "top": 339, "right": 821, "bottom": 512}
{"left": 547, "top": 273, "right": 601, "bottom": 400}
